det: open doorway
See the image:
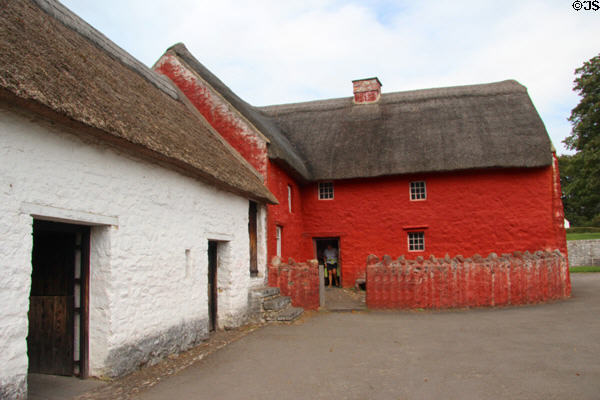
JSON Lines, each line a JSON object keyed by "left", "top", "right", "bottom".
{"left": 314, "top": 238, "right": 340, "bottom": 288}
{"left": 207, "top": 241, "right": 218, "bottom": 332}
{"left": 28, "top": 220, "right": 90, "bottom": 378}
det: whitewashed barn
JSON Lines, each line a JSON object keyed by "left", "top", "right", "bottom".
{"left": 0, "top": 1, "right": 277, "bottom": 398}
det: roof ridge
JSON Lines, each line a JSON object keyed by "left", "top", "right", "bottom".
{"left": 33, "top": 0, "right": 180, "bottom": 100}
{"left": 260, "top": 80, "right": 525, "bottom": 113}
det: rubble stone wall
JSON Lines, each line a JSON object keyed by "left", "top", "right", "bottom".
{"left": 366, "top": 251, "right": 570, "bottom": 309}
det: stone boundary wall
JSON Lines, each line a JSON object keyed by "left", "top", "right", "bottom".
{"left": 268, "top": 257, "right": 320, "bottom": 310}
{"left": 567, "top": 239, "right": 600, "bottom": 266}
{"left": 366, "top": 250, "right": 570, "bottom": 309}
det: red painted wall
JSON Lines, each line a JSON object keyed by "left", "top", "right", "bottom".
{"left": 266, "top": 161, "right": 305, "bottom": 262}
{"left": 154, "top": 54, "right": 268, "bottom": 177}
{"left": 299, "top": 167, "right": 565, "bottom": 287}
{"left": 366, "top": 251, "right": 570, "bottom": 309}
{"left": 268, "top": 258, "right": 319, "bottom": 310}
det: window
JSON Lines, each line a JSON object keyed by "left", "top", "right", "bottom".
{"left": 410, "top": 181, "right": 426, "bottom": 200}
{"left": 408, "top": 231, "right": 425, "bottom": 251}
{"left": 318, "top": 182, "right": 334, "bottom": 200}
{"left": 276, "top": 226, "right": 282, "bottom": 257}
{"left": 287, "top": 185, "right": 292, "bottom": 212}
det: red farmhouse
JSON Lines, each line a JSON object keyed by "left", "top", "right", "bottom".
{"left": 155, "top": 44, "right": 567, "bottom": 291}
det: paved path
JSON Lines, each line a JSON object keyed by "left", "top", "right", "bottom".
{"left": 132, "top": 274, "right": 600, "bottom": 400}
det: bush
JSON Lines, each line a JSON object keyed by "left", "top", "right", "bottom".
{"left": 566, "top": 227, "right": 600, "bottom": 234}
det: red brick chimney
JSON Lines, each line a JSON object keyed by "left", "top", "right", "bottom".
{"left": 352, "top": 77, "right": 382, "bottom": 104}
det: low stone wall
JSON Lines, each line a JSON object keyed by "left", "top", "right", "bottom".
{"left": 268, "top": 257, "right": 320, "bottom": 310}
{"left": 568, "top": 239, "right": 600, "bottom": 266}
{"left": 366, "top": 251, "right": 570, "bottom": 309}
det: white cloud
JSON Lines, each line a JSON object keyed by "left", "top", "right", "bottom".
{"left": 61, "top": 0, "right": 600, "bottom": 153}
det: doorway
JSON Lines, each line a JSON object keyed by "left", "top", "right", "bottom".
{"left": 314, "top": 238, "right": 340, "bottom": 287}
{"left": 28, "top": 220, "right": 90, "bottom": 377}
{"left": 207, "top": 241, "right": 218, "bottom": 332}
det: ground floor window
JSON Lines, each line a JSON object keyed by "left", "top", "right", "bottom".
{"left": 276, "top": 225, "right": 282, "bottom": 257}
{"left": 408, "top": 231, "right": 425, "bottom": 251}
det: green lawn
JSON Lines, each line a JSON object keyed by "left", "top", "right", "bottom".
{"left": 566, "top": 232, "right": 600, "bottom": 241}
{"left": 570, "top": 266, "right": 600, "bottom": 273}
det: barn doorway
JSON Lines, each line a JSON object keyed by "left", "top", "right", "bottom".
{"left": 314, "top": 238, "right": 340, "bottom": 287}
{"left": 28, "top": 220, "right": 90, "bottom": 377}
{"left": 207, "top": 240, "right": 218, "bottom": 332}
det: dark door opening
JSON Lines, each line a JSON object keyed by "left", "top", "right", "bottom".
{"left": 314, "top": 238, "right": 340, "bottom": 287}
{"left": 28, "top": 220, "right": 89, "bottom": 377}
{"left": 207, "top": 241, "right": 218, "bottom": 332}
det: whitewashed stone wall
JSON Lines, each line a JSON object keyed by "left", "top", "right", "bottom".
{"left": 0, "top": 106, "right": 268, "bottom": 395}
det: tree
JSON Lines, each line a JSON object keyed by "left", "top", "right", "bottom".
{"left": 561, "top": 53, "right": 600, "bottom": 226}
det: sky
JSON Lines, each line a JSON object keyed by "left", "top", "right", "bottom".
{"left": 61, "top": 0, "right": 600, "bottom": 155}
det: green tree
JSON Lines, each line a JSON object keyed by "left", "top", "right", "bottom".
{"left": 561, "top": 53, "right": 600, "bottom": 226}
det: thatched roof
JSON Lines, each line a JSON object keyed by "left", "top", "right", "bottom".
{"left": 260, "top": 80, "right": 553, "bottom": 181}
{"left": 161, "top": 43, "right": 311, "bottom": 181}
{"left": 0, "top": 0, "right": 277, "bottom": 203}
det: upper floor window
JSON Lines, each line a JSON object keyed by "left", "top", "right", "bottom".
{"left": 408, "top": 231, "right": 425, "bottom": 252}
{"left": 287, "top": 185, "right": 292, "bottom": 212}
{"left": 319, "top": 182, "right": 334, "bottom": 200}
{"left": 410, "top": 181, "right": 426, "bottom": 200}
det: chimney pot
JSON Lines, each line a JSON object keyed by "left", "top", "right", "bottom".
{"left": 352, "top": 77, "right": 382, "bottom": 104}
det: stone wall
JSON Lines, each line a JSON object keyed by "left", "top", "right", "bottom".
{"left": 567, "top": 239, "right": 600, "bottom": 266}
{"left": 0, "top": 105, "right": 268, "bottom": 395}
{"left": 268, "top": 257, "right": 320, "bottom": 310}
{"left": 366, "top": 251, "right": 570, "bottom": 309}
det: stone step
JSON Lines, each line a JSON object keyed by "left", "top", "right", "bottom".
{"left": 263, "top": 295, "right": 291, "bottom": 311}
{"left": 250, "top": 287, "right": 280, "bottom": 299}
{"left": 265, "top": 306, "right": 304, "bottom": 322}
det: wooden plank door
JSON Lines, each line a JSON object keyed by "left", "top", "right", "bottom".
{"left": 28, "top": 228, "right": 76, "bottom": 376}
{"left": 208, "top": 241, "right": 218, "bottom": 332}
{"left": 248, "top": 201, "right": 258, "bottom": 276}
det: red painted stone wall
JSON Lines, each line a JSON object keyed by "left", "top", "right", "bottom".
{"left": 154, "top": 53, "right": 268, "bottom": 178}
{"left": 299, "top": 167, "right": 565, "bottom": 288}
{"left": 366, "top": 251, "right": 570, "bottom": 309}
{"left": 268, "top": 257, "right": 319, "bottom": 310}
{"left": 266, "top": 162, "right": 306, "bottom": 262}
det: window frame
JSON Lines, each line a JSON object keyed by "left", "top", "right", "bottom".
{"left": 276, "top": 225, "right": 283, "bottom": 258}
{"left": 410, "top": 181, "right": 427, "bottom": 201}
{"left": 287, "top": 185, "right": 292, "bottom": 213}
{"left": 318, "top": 182, "right": 334, "bottom": 200}
{"left": 407, "top": 231, "right": 425, "bottom": 252}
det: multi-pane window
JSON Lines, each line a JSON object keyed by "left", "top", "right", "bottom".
{"left": 410, "top": 181, "right": 426, "bottom": 200}
{"left": 408, "top": 231, "right": 425, "bottom": 251}
{"left": 318, "top": 182, "right": 334, "bottom": 200}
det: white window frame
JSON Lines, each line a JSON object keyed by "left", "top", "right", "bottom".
{"left": 407, "top": 231, "right": 425, "bottom": 252}
{"left": 287, "top": 185, "right": 292, "bottom": 213}
{"left": 276, "top": 226, "right": 282, "bottom": 257}
{"left": 410, "top": 181, "right": 426, "bottom": 201}
{"left": 318, "top": 182, "right": 334, "bottom": 200}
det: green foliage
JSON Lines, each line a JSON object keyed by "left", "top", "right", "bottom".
{"left": 561, "top": 54, "right": 600, "bottom": 226}
{"left": 566, "top": 232, "right": 600, "bottom": 241}
{"left": 570, "top": 266, "right": 600, "bottom": 273}
{"left": 566, "top": 226, "right": 600, "bottom": 234}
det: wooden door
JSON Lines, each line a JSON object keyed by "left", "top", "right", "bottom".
{"left": 248, "top": 201, "right": 258, "bottom": 276}
{"left": 28, "top": 228, "right": 76, "bottom": 376}
{"left": 28, "top": 220, "right": 90, "bottom": 377}
{"left": 207, "top": 241, "right": 218, "bottom": 332}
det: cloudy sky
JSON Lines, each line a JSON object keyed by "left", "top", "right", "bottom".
{"left": 61, "top": 0, "right": 599, "bottom": 154}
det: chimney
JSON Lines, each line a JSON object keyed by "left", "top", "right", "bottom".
{"left": 352, "top": 77, "right": 382, "bottom": 104}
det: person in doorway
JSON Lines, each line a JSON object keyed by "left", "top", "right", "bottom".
{"left": 323, "top": 244, "right": 339, "bottom": 287}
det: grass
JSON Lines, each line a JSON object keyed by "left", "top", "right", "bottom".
{"left": 566, "top": 232, "right": 600, "bottom": 241}
{"left": 570, "top": 266, "right": 600, "bottom": 273}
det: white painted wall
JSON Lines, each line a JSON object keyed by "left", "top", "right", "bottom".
{"left": 0, "top": 106, "right": 268, "bottom": 385}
